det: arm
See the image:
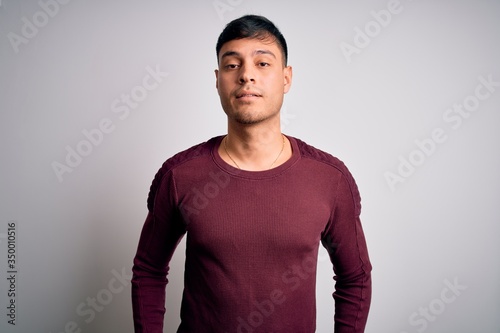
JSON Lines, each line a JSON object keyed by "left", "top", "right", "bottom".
{"left": 132, "top": 171, "right": 186, "bottom": 333}
{"left": 322, "top": 174, "right": 372, "bottom": 333}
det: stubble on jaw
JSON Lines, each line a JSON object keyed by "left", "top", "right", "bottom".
{"left": 225, "top": 95, "right": 283, "bottom": 126}
{"left": 227, "top": 106, "right": 281, "bottom": 126}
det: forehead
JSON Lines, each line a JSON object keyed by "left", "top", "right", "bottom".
{"left": 218, "top": 37, "right": 283, "bottom": 62}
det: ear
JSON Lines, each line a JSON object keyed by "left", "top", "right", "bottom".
{"left": 283, "top": 66, "right": 293, "bottom": 94}
{"left": 214, "top": 69, "right": 219, "bottom": 90}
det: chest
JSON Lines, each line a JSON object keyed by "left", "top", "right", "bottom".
{"left": 177, "top": 170, "right": 337, "bottom": 258}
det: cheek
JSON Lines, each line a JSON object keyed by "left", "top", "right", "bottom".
{"left": 217, "top": 84, "right": 234, "bottom": 105}
{"left": 216, "top": 82, "right": 227, "bottom": 97}
{"left": 217, "top": 77, "right": 233, "bottom": 93}
{"left": 267, "top": 74, "right": 286, "bottom": 93}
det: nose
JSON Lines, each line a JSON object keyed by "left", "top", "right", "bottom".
{"left": 238, "top": 65, "right": 255, "bottom": 84}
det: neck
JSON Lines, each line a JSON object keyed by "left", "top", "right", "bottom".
{"left": 220, "top": 119, "right": 291, "bottom": 171}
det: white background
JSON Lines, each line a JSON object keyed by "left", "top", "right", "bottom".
{"left": 1, "top": 0, "right": 499, "bottom": 332}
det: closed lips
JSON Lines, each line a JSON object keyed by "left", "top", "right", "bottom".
{"left": 236, "top": 92, "right": 261, "bottom": 98}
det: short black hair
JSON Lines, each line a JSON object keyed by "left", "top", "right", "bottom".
{"left": 216, "top": 15, "right": 288, "bottom": 65}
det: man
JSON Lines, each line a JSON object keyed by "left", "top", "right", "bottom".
{"left": 132, "top": 15, "right": 371, "bottom": 333}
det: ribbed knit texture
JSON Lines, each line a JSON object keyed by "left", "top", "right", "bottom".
{"left": 132, "top": 135, "right": 372, "bottom": 333}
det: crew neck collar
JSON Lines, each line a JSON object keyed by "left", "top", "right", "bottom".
{"left": 211, "top": 134, "right": 300, "bottom": 179}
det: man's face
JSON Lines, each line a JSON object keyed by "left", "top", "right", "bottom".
{"left": 215, "top": 37, "right": 292, "bottom": 125}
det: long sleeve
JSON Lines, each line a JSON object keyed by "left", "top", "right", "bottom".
{"left": 131, "top": 170, "right": 186, "bottom": 333}
{"left": 322, "top": 174, "right": 372, "bottom": 333}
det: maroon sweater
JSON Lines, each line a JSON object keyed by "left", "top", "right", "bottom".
{"left": 132, "top": 135, "right": 372, "bottom": 333}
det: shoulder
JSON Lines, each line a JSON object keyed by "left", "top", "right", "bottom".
{"left": 160, "top": 137, "right": 217, "bottom": 171}
{"left": 146, "top": 136, "right": 220, "bottom": 210}
{"left": 293, "top": 137, "right": 352, "bottom": 176}
{"left": 292, "top": 136, "right": 362, "bottom": 213}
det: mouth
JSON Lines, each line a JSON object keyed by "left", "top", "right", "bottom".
{"left": 236, "top": 91, "right": 262, "bottom": 99}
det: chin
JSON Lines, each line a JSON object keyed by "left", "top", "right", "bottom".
{"left": 234, "top": 113, "right": 276, "bottom": 125}
{"left": 235, "top": 118, "right": 263, "bottom": 125}
{"left": 232, "top": 113, "right": 260, "bottom": 124}
{"left": 226, "top": 105, "right": 279, "bottom": 125}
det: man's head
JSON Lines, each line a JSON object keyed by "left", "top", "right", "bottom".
{"left": 215, "top": 15, "right": 292, "bottom": 126}
{"left": 216, "top": 15, "right": 288, "bottom": 67}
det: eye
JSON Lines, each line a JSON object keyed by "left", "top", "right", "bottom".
{"left": 258, "top": 62, "right": 270, "bottom": 67}
{"left": 225, "top": 64, "right": 240, "bottom": 70}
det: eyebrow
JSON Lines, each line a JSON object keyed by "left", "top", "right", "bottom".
{"left": 221, "top": 49, "right": 277, "bottom": 60}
